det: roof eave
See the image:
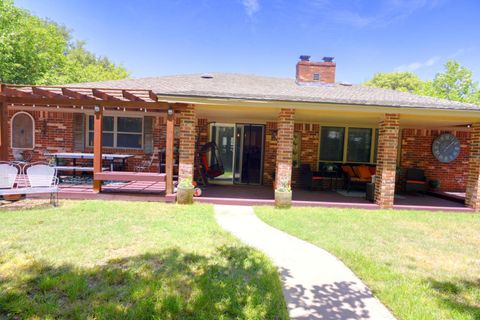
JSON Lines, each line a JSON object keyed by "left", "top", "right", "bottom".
{"left": 155, "top": 94, "right": 480, "bottom": 118}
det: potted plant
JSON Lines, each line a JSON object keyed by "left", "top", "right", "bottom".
{"left": 177, "top": 177, "right": 194, "bottom": 204}
{"left": 275, "top": 177, "right": 292, "bottom": 209}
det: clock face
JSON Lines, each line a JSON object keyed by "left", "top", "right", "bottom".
{"left": 432, "top": 133, "right": 460, "bottom": 163}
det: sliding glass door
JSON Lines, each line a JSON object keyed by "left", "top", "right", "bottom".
{"left": 234, "top": 124, "right": 264, "bottom": 184}
{"left": 210, "top": 123, "right": 265, "bottom": 185}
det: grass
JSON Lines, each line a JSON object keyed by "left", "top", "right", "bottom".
{"left": 0, "top": 201, "right": 288, "bottom": 319}
{"left": 256, "top": 206, "right": 480, "bottom": 320}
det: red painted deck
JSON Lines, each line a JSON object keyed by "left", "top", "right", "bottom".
{"left": 48, "top": 182, "right": 474, "bottom": 212}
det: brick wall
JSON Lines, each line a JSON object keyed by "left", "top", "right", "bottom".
{"left": 466, "top": 124, "right": 480, "bottom": 210}
{"left": 296, "top": 60, "right": 336, "bottom": 83}
{"left": 6, "top": 109, "right": 169, "bottom": 173}
{"left": 400, "top": 129, "right": 469, "bottom": 191}
{"left": 292, "top": 123, "right": 320, "bottom": 185}
{"left": 263, "top": 121, "right": 277, "bottom": 185}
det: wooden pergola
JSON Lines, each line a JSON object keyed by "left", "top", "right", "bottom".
{"left": 0, "top": 83, "right": 183, "bottom": 195}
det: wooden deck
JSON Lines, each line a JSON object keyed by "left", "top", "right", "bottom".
{"left": 42, "top": 183, "right": 473, "bottom": 212}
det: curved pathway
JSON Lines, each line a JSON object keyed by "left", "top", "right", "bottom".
{"left": 214, "top": 205, "right": 396, "bottom": 320}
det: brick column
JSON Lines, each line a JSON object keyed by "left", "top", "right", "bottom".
{"left": 465, "top": 124, "right": 480, "bottom": 211}
{"left": 275, "top": 108, "right": 295, "bottom": 188}
{"left": 178, "top": 105, "right": 196, "bottom": 183}
{"left": 374, "top": 114, "right": 400, "bottom": 209}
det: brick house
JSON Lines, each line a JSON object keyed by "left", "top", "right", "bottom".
{"left": 1, "top": 56, "right": 480, "bottom": 210}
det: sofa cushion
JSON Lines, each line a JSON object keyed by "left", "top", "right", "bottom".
{"left": 353, "top": 165, "right": 371, "bottom": 180}
{"left": 341, "top": 165, "right": 356, "bottom": 177}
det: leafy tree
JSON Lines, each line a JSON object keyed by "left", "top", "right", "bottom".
{"left": 39, "top": 41, "right": 129, "bottom": 84}
{"left": 364, "top": 60, "right": 480, "bottom": 105}
{"left": 0, "top": 0, "right": 67, "bottom": 84}
{"left": 0, "top": 0, "right": 128, "bottom": 85}
{"left": 418, "top": 60, "right": 479, "bottom": 104}
{"left": 364, "top": 71, "right": 424, "bottom": 93}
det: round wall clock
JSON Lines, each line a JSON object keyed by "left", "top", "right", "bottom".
{"left": 432, "top": 133, "right": 460, "bottom": 163}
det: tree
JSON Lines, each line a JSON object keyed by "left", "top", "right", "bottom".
{"left": 363, "top": 71, "right": 424, "bottom": 93}
{"left": 39, "top": 41, "right": 129, "bottom": 85}
{"left": 364, "top": 60, "right": 480, "bottom": 105}
{"left": 0, "top": 0, "right": 128, "bottom": 85}
{"left": 418, "top": 60, "right": 479, "bottom": 104}
{"left": 0, "top": 0, "right": 67, "bottom": 84}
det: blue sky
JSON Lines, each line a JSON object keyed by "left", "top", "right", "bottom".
{"left": 16, "top": 0, "right": 480, "bottom": 83}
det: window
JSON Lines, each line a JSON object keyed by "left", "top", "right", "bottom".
{"left": 319, "top": 127, "right": 345, "bottom": 161}
{"left": 292, "top": 131, "right": 301, "bottom": 168}
{"left": 319, "top": 126, "right": 377, "bottom": 164}
{"left": 11, "top": 112, "right": 35, "bottom": 149}
{"left": 347, "top": 128, "right": 372, "bottom": 163}
{"left": 313, "top": 73, "right": 320, "bottom": 81}
{"left": 87, "top": 115, "right": 143, "bottom": 149}
{"left": 373, "top": 128, "right": 379, "bottom": 163}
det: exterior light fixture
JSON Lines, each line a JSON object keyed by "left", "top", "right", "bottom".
{"left": 94, "top": 105, "right": 100, "bottom": 113}
{"left": 167, "top": 107, "right": 174, "bottom": 116}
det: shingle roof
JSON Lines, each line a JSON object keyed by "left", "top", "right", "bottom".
{"left": 69, "top": 73, "right": 479, "bottom": 111}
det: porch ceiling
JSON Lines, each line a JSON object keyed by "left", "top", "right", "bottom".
{"left": 195, "top": 104, "right": 473, "bottom": 129}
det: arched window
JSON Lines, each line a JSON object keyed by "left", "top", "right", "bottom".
{"left": 11, "top": 112, "right": 35, "bottom": 149}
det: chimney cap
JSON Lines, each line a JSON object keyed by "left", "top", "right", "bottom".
{"left": 322, "top": 56, "right": 334, "bottom": 62}
{"left": 299, "top": 55, "right": 311, "bottom": 61}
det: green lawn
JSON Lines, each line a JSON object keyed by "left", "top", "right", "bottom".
{"left": 0, "top": 201, "right": 288, "bottom": 319}
{"left": 256, "top": 207, "right": 480, "bottom": 320}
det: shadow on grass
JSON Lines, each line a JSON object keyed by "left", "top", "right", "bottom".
{"left": 0, "top": 246, "right": 288, "bottom": 319}
{"left": 428, "top": 279, "right": 480, "bottom": 319}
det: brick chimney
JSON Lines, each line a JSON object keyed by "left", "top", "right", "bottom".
{"left": 296, "top": 55, "right": 336, "bottom": 84}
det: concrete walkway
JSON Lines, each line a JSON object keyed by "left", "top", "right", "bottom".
{"left": 214, "top": 205, "right": 396, "bottom": 320}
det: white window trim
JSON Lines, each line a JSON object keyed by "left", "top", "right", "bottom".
{"left": 87, "top": 115, "right": 144, "bottom": 149}
{"left": 11, "top": 111, "right": 35, "bottom": 150}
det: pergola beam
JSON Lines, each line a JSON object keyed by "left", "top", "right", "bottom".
{"left": 4, "top": 96, "right": 170, "bottom": 109}
{"left": 122, "top": 90, "right": 145, "bottom": 102}
{"left": 92, "top": 89, "right": 122, "bottom": 102}
{"left": 62, "top": 87, "right": 95, "bottom": 100}
{"left": 5, "top": 87, "right": 41, "bottom": 99}
{"left": 149, "top": 90, "right": 158, "bottom": 102}
{"left": 32, "top": 87, "right": 65, "bottom": 99}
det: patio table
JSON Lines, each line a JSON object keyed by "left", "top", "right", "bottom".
{"left": 52, "top": 152, "right": 134, "bottom": 172}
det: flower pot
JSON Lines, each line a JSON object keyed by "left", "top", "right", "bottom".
{"left": 275, "top": 190, "right": 292, "bottom": 209}
{"left": 177, "top": 187, "right": 194, "bottom": 204}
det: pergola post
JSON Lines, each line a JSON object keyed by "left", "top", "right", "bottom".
{"left": 374, "top": 113, "right": 400, "bottom": 209}
{"left": 93, "top": 106, "right": 103, "bottom": 193}
{"left": 0, "top": 84, "right": 8, "bottom": 161}
{"left": 165, "top": 108, "right": 175, "bottom": 195}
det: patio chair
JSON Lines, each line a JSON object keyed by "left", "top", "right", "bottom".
{"left": 134, "top": 153, "right": 156, "bottom": 172}
{"left": 405, "top": 168, "right": 427, "bottom": 193}
{"left": 342, "top": 165, "right": 371, "bottom": 192}
{"left": 0, "top": 162, "right": 20, "bottom": 189}
{"left": 299, "top": 164, "right": 324, "bottom": 190}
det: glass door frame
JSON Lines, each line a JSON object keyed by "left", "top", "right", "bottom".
{"left": 208, "top": 123, "right": 236, "bottom": 184}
